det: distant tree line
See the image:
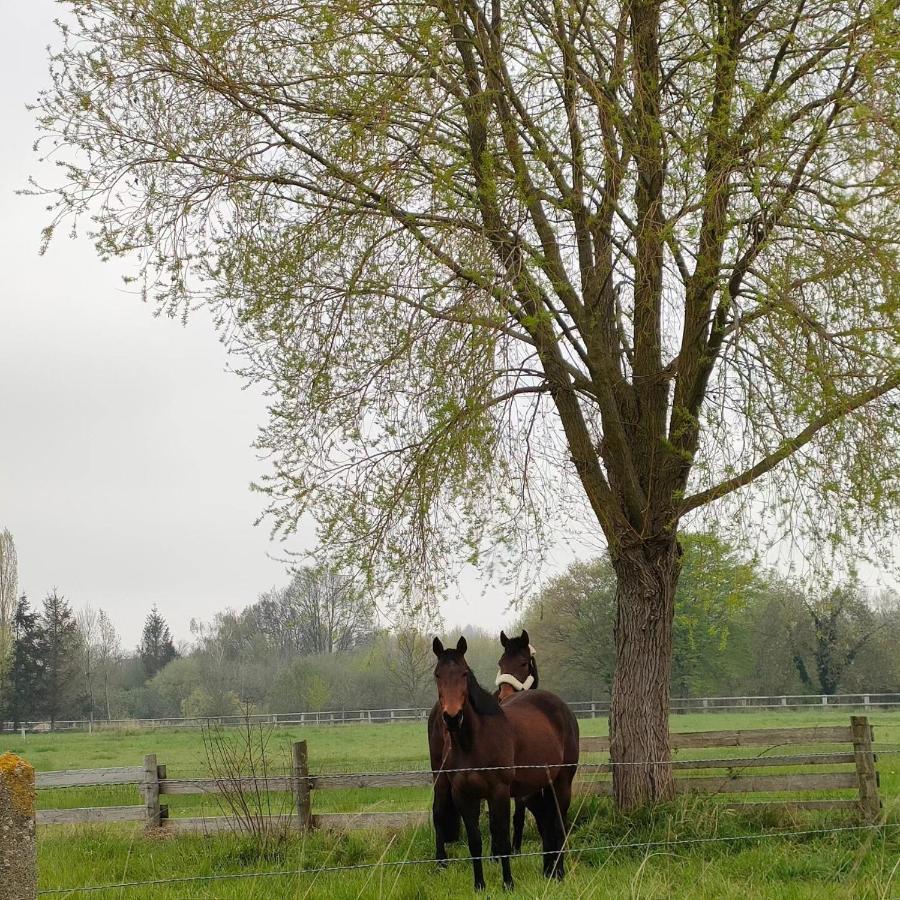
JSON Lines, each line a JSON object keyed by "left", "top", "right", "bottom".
{"left": 0, "top": 589, "right": 177, "bottom": 729}
{"left": 520, "top": 534, "right": 900, "bottom": 702}
{"left": 2, "top": 538, "right": 899, "bottom": 728}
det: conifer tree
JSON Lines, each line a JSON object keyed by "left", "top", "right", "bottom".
{"left": 139, "top": 606, "right": 178, "bottom": 679}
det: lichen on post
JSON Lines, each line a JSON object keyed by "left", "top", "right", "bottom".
{"left": 0, "top": 753, "right": 37, "bottom": 900}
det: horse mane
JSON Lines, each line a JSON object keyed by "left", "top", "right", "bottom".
{"left": 467, "top": 668, "right": 503, "bottom": 716}
{"left": 529, "top": 654, "right": 539, "bottom": 690}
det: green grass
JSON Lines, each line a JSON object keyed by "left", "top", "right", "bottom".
{"left": 5, "top": 709, "right": 899, "bottom": 897}
{"left": 34, "top": 800, "right": 900, "bottom": 898}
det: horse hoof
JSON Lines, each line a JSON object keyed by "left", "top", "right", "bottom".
{"left": 475, "top": 881, "right": 486, "bottom": 892}
{"left": 504, "top": 879, "right": 515, "bottom": 892}
{"left": 437, "top": 859, "right": 449, "bottom": 870}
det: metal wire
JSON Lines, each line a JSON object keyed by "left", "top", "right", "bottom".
{"left": 36, "top": 822, "right": 900, "bottom": 895}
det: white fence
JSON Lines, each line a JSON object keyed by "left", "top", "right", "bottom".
{"left": 4, "top": 692, "right": 900, "bottom": 733}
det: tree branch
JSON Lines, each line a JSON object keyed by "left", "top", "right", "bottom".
{"left": 680, "top": 372, "right": 900, "bottom": 514}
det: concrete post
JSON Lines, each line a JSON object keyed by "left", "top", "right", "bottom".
{"left": 0, "top": 753, "right": 37, "bottom": 900}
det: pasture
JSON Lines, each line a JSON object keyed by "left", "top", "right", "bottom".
{"left": 9, "top": 708, "right": 900, "bottom": 897}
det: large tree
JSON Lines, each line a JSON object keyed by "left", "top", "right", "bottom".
{"left": 791, "top": 582, "right": 885, "bottom": 695}
{"left": 42, "top": 590, "right": 82, "bottom": 729}
{"left": 36, "top": 0, "right": 900, "bottom": 806}
{"left": 273, "top": 567, "right": 373, "bottom": 655}
{"left": 139, "top": 606, "right": 178, "bottom": 678}
{"left": 4, "top": 596, "right": 46, "bottom": 729}
{"left": 96, "top": 609, "right": 122, "bottom": 720}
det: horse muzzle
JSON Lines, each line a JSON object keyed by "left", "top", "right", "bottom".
{"left": 442, "top": 710, "right": 464, "bottom": 730}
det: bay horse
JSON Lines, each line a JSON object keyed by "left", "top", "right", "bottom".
{"left": 427, "top": 628, "right": 538, "bottom": 865}
{"left": 496, "top": 629, "right": 539, "bottom": 853}
{"left": 429, "top": 636, "right": 579, "bottom": 891}
{"left": 495, "top": 629, "right": 539, "bottom": 701}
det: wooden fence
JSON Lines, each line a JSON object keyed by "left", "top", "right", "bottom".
{"left": 34, "top": 715, "right": 881, "bottom": 832}
{"left": 10, "top": 692, "right": 900, "bottom": 732}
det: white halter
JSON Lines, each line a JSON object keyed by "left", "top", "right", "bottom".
{"left": 495, "top": 645, "right": 537, "bottom": 692}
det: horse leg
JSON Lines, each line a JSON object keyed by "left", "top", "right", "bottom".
{"left": 432, "top": 774, "right": 459, "bottom": 868}
{"left": 524, "top": 790, "right": 556, "bottom": 878}
{"left": 545, "top": 776, "right": 573, "bottom": 880}
{"left": 512, "top": 798, "right": 526, "bottom": 854}
{"left": 524, "top": 793, "right": 545, "bottom": 843}
{"left": 457, "top": 794, "right": 485, "bottom": 892}
{"left": 487, "top": 791, "right": 514, "bottom": 890}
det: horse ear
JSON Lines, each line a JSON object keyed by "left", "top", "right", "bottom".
{"left": 520, "top": 629, "right": 529, "bottom": 645}
{"left": 500, "top": 630, "right": 508, "bottom": 648}
{"left": 456, "top": 635, "right": 468, "bottom": 655}
{"left": 432, "top": 637, "right": 444, "bottom": 657}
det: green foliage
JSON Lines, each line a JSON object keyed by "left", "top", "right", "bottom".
{"left": 3, "top": 596, "right": 45, "bottom": 727}
{"left": 519, "top": 533, "right": 767, "bottom": 699}
{"left": 30, "top": 2, "right": 900, "bottom": 791}
{"left": 139, "top": 606, "right": 178, "bottom": 679}
{"left": 41, "top": 590, "right": 82, "bottom": 727}
{"left": 181, "top": 685, "right": 243, "bottom": 718}
{"left": 34, "top": 0, "right": 900, "bottom": 601}
{"left": 672, "top": 534, "right": 765, "bottom": 697}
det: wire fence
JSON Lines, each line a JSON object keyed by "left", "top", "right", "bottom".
{"left": 9, "top": 691, "right": 900, "bottom": 733}
{"left": 31, "top": 724, "right": 898, "bottom": 895}
{"left": 36, "top": 822, "right": 900, "bottom": 895}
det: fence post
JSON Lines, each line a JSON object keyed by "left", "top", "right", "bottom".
{"left": 863, "top": 694, "right": 870, "bottom": 711}
{"left": 850, "top": 716, "right": 881, "bottom": 824}
{"left": 0, "top": 754, "right": 36, "bottom": 900}
{"left": 142, "top": 753, "right": 162, "bottom": 828}
{"left": 292, "top": 741, "right": 311, "bottom": 832}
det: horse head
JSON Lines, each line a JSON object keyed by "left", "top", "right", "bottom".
{"left": 433, "top": 636, "right": 470, "bottom": 729}
{"left": 496, "top": 629, "right": 537, "bottom": 701}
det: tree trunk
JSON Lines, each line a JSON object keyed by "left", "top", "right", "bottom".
{"left": 609, "top": 537, "right": 681, "bottom": 809}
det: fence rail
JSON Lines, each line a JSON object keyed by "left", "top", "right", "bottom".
{"left": 7, "top": 693, "right": 900, "bottom": 733}
{"left": 33, "top": 715, "right": 882, "bottom": 831}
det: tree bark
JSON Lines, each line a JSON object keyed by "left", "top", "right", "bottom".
{"left": 609, "top": 537, "right": 681, "bottom": 809}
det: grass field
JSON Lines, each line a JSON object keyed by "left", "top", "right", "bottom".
{"left": 6, "top": 709, "right": 900, "bottom": 897}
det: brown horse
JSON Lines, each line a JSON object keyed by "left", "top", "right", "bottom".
{"left": 427, "top": 628, "right": 538, "bottom": 865}
{"left": 430, "top": 636, "right": 579, "bottom": 890}
{"left": 496, "top": 629, "right": 539, "bottom": 852}
{"left": 496, "top": 629, "right": 539, "bottom": 701}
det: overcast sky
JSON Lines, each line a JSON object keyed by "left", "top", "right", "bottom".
{"left": 1, "top": 0, "right": 541, "bottom": 646}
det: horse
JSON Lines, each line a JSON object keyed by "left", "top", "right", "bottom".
{"left": 496, "top": 628, "right": 539, "bottom": 701}
{"left": 430, "top": 636, "right": 579, "bottom": 890}
{"left": 427, "top": 628, "right": 538, "bottom": 865}
{"left": 496, "top": 629, "right": 539, "bottom": 852}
